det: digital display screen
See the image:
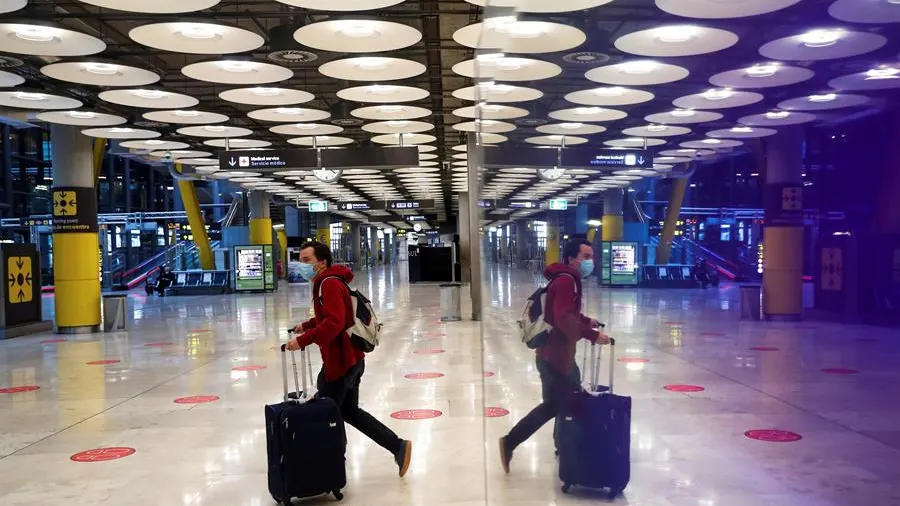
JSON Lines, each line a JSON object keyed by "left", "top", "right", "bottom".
{"left": 611, "top": 243, "right": 637, "bottom": 274}
{"left": 308, "top": 201, "right": 328, "bottom": 213}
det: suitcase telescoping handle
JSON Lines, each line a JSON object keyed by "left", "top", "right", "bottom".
{"left": 583, "top": 323, "right": 616, "bottom": 394}
{"left": 282, "top": 330, "right": 315, "bottom": 402}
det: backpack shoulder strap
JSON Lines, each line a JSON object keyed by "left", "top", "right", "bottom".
{"left": 548, "top": 272, "right": 579, "bottom": 296}
{"left": 316, "top": 276, "right": 350, "bottom": 302}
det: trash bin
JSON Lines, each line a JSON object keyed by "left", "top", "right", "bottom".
{"left": 440, "top": 283, "right": 462, "bottom": 322}
{"left": 102, "top": 294, "right": 129, "bottom": 332}
{"left": 740, "top": 285, "right": 762, "bottom": 321}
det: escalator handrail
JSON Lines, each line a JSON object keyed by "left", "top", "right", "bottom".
{"left": 122, "top": 240, "right": 219, "bottom": 289}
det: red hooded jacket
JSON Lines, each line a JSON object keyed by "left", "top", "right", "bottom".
{"left": 537, "top": 263, "right": 601, "bottom": 373}
{"left": 294, "top": 265, "right": 365, "bottom": 382}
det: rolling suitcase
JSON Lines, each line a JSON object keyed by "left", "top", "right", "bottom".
{"left": 557, "top": 333, "right": 632, "bottom": 498}
{"left": 265, "top": 334, "right": 347, "bottom": 503}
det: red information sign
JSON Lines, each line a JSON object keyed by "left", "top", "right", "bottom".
{"left": 0, "top": 385, "right": 40, "bottom": 394}
{"left": 391, "top": 409, "right": 443, "bottom": 420}
{"left": 174, "top": 395, "right": 219, "bottom": 404}
{"left": 232, "top": 365, "right": 267, "bottom": 372}
{"left": 144, "top": 342, "right": 174, "bottom": 347}
{"left": 744, "top": 429, "right": 802, "bottom": 443}
{"left": 749, "top": 347, "right": 779, "bottom": 352}
{"left": 70, "top": 447, "right": 136, "bottom": 462}
{"left": 484, "top": 407, "right": 510, "bottom": 418}
{"left": 617, "top": 358, "right": 649, "bottom": 364}
{"left": 414, "top": 349, "right": 446, "bottom": 355}
{"left": 664, "top": 384, "right": 705, "bottom": 393}
{"left": 86, "top": 359, "right": 120, "bottom": 365}
{"left": 821, "top": 368, "right": 860, "bottom": 375}
{"left": 404, "top": 372, "right": 445, "bottom": 380}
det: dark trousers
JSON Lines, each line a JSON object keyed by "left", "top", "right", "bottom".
{"left": 506, "top": 358, "right": 581, "bottom": 452}
{"left": 317, "top": 360, "right": 404, "bottom": 455}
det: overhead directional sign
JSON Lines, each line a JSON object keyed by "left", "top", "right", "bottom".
{"left": 587, "top": 151, "right": 649, "bottom": 168}
{"left": 336, "top": 200, "right": 436, "bottom": 212}
{"left": 219, "top": 147, "right": 419, "bottom": 172}
{"left": 483, "top": 147, "right": 653, "bottom": 169}
{"left": 388, "top": 199, "right": 435, "bottom": 210}
{"left": 548, "top": 199, "right": 569, "bottom": 211}
{"left": 337, "top": 202, "right": 377, "bottom": 211}
{"left": 308, "top": 201, "right": 328, "bottom": 213}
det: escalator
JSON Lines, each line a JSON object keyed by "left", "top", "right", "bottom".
{"left": 673, "top": 237, "right": 760, "bottom": 282}
{"left": 113, "top": 240, "right": 221, "bottom": 291}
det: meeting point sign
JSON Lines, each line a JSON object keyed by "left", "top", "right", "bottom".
{"left": 51, "top": 187, "right": 98, "bottom": 234}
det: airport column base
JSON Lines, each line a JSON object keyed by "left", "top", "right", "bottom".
{"left": 602, "top": 189, "right": 624, "bottom": 241}
{"left": 248, "top": 190, "right": 273, "bottom": 245}
{"left": 50, "top": 124, "right": 101, "bottom": 333}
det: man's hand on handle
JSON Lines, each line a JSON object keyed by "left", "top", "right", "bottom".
{"left": 590, "top": 319, "right": 612, "bottom": 345}
{"left": 285, "top": 328, "right": 303, "bottom": 351}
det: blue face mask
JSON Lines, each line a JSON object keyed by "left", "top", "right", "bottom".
{"left": 299, "top": 262, "right": 317, "bottom": 281}
{"left": 579, "top": 259, "right": 595, "bottom": 279}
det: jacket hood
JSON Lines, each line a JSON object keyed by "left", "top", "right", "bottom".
{"left": 544, "top": 262, "right": 579, "bottom": 280}
{"left": 315, "top": 264, "right": 354, "bottom": 284}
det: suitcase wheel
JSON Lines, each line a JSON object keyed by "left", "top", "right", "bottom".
{"left": 333, "top": 490, "right": 344, "bottom": 501}
{"left": 561, "top": 484, "right": 571, "bottom": 494}
{"left": 270, "top": 495, "right": 283, "bottom": 505}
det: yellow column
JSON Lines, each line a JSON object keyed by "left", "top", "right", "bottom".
{"left": 546, "top": 221, "right": 560, "bottom": 266}
{"left": 316, "top": 213, "right": 330, "bottom": 247}
{"left": 175, "top": 173, "right": 215, "bottom": 270}
{"left": 50, "top": 125, "right": 100, "bottom": 332}
{"left": 601, "top": 189, "right": 624, "bottom": 241}
{"left": 601, "top": 216, "right": 623, "bottom": 241}
{"left": 656, "top": 177, "right": 688, "bottom": 264}
{"left": 248, "top": 190, "right": 272, "bottom": 245}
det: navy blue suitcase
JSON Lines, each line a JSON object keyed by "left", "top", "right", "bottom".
{"left": 557, "top": 338, "right": 631, "bottom": 498}
{"left": 266, "top": 343, "right": 347, "bottom": 503}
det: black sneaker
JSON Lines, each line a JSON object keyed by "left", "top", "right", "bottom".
{"left": 395, "top": 440, "right": 413, "bottom": 477}
{"left": 499, "top": 436, "right": 512, "bottom": 474}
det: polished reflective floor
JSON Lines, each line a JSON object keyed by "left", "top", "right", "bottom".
{"left": 1, "top": 266, "right": 898, "bottom": 506}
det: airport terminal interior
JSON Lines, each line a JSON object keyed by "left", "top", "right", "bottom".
{"left": 1, "top": 0, "right": 900, "bottom": 505}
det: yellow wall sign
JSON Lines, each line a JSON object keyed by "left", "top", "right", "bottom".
{"left": 51, "top": 187, "right": 98, "bottom": 233}
{"left": 7, "top": 256, "right": 33, "bottom": 303}
{"left": 821, "top": 247, "right": 843, "bottom": 292}
{"left": 53, "top": 190, "right": 77, "bottom": 217}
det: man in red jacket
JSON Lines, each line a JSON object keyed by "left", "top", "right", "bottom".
{"left": 286, "top": 241, "right": 413, "bottom": 477}
{"left": 499, "top": 239, "right": 610, "bottom": 473}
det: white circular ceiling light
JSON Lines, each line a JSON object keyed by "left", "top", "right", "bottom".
{"left": 615, "top": 25, "right": 739, "bottom": 57}
{"left": 829, "top": 65, "right": 900, "bottom": 91}
{"left": 248, "top": 107, "right": 330, "bottom": 123}
{"left": 0, "top": 90, "right": 82, "bottom": 110}
{"left": 371, "top": 133, "right": 437, "bottom": 145}
{"left": 0, "top": 70, "right": 24, "bottom": 87}
{"left": 99, "top": 88, "right": 199, "bottom": 109}
{"left": 120, "top": 139, "right": 189, "bottom": 150}
{"left": 462, "top": 0, "right": 613, "bottom": 12}
{"left": 605, "top": 137, "right": 667, "bottom": 148}
{"left": 759, "top": 29, "right": 887, "bottom": 61}
{"left": 270, "top": 123, "right": 343, "bottom": 136}
{"left": 645, "top": 109, "right": 723, "bottom": 124}
{"left": 453, "top": 83, "right": 543, "bottom": 103}
{"left": 453, "top": 18, "right": 586, "bottom": 54}
{"left": 178, "top": 125, "right": 253, "bottom": 138}
{"left": 453, "top": 104, "right": 528, "bottom": 120}
{"left": 536, "top": 123, "right": 606, "bottom": 135}
{"left": 294, "top": 19, "right": 422, "bottom": 53}
{"left": 565, "top": 86, "right": 654, "bottom": 106}
{"left": 338, "top": 84, "right": 429, "bottom": 103}
{"left": 182, "top": 59, "right": 293, "bottom": 85}
{"left": 142, "top": 110, "right": 229, "bottom": 124}
{"left": 219, "top": 87, "right": 314, "bottom": 106}
{"left": 319, "top": 57, "right": 425, "bottom": 81}
{"left": 585, "top": 61, "right": 689, "bottom": 86}
{"left": 40, "top": 61, "right": 159, "bottom": 87}
{"left": 0, "top": 22, "right": 106, "bottom": 56}
{"left": 150, "top": 149, "right": 211, "bottom": 159}
{"left": 655, "top": 0, "right": 801, "bottom": 18}
{"left": 82, "top": 127, "right": 160, "bottom": 139}
{"left": 36, "top": 110, "right": 126, "bottom": 126}
{"left": 274, "top": 0, "right": 405, "bottom": 9}
{"left": 453, "top": 120, "right": 517, "bottom": 133}
{"left": 351, "top": 104, "right": 431, "bottom": 121}
{"left": 0, "top": 0, "right": 26, "bottom": 14}
{"left": 363, "top": 120, "right": 435, "bottom": 134}
{"left": 739, "top": 111, "right": 817, "bottom": 126}
{"left": 77, "top": 0, "right": 220, "bottom": 13}
{"left": 673, "top": 89, "right": 764, "bottom": 110}
{"left": 129, "top": 22, "right": 264, "bottom": 54}
{"left": 708, "top": 126, "right": 778, "bottom": 139}
{"left": 680, "top": 139, "right": 743, "bottom": 149}
{"left": 452, "top": 56, "right": 561, "bottom": 82}
{"left": 709, "top": 64, "right": 815, "bottom": 89}
{"left": 549, "top": 107, "right": 628, "bottom": 122}
{"left": 778, "top": 93, "right": 870, "bottom": 110}
{"left": 204, "top": 138, "right": 271, "bottom": 148}
{"left": 829, "top": 0, "right": 900, "bottom": 24}
{"left": 622, "top": 125, "right": 692, "bottom": 137}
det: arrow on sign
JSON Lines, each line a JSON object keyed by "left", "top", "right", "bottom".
{"left": 637, "top": 156, "right": 645, "bottom": 165}
{"left": 228, "top": 158, "right": 236, "bottom": 167}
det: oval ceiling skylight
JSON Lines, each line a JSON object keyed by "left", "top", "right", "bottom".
{"left": 739, "top": 111, "right": 817, "bottom": 126}
{"left": 247, "top": 107, "right": 330, "bottom": 123}
{"left": 120, "top": 139, "right": 189, "bottom": 151}
{"left": 645, "top": 109, "right": 724, "bottom": 124}
{"left": 219, "top": 87, "right": 314, "bottom": 106}
{"left": 707, "top": 126, "right": 778, "bottom": 139}
{"left": 828, "top": 0, "right": 900, "bottom": 24}
{"left": 294, "top": 19, "right": 422, "bottom": 53}
{"left": 0, "top": 22, "right": 106, "bottom": 56}
{"left": 536, "top": 123, "right": 606, "bottom": 135}
{"left": 759, "top": 30, "right": 887, "bottom": 61}
{"left": 182, "top": 59, "right": 293, "bottom": 85}
{"left": 129, "top": 22, "right": 264, "bottom": 55}
{"left": 338, "top": 84, "right": 430, "bottom": 103}
{"left": 78, "top": 0, "right": 220, "bottom": 13}
{"left": 679, "top": 139, "right": 743, "bottom": 149}
{"left": 709, "top": 64, "right": 815, "bottom": 89}
{"left": 655, "top": 0, "right": 801, "bottom": 19}
{"left": 605, "top": 137, "right": 667, "bottom": 148}
{"left": 453, "top": 84, "right": 543, "bottom": 103}
{"left": 452, "top": 56, "right": 561, "bottom": 82}
{"left": 363, "top": 120, "right": 435, "bottom": 134}
{"left": 142, "top": 110, "right": 229, "bottom": 125}
{"left": 0, "top": 90, "right": 82, "bottom": 110}
{"left": 453, "top": 104, "right": 529, "bottom": 120}
{"left": 565, "top": 86, "right": 655, "bottom": 106}
{"left": 614, "top": 25, "right": 738, "bottom": 57}
{"left": 585, "top": 61, "right": 689, "bottom": 86}
{"left": 453, "top": 120, "right": 516, "bottom": 133}
{"left": 36, "top": 110, "right": 126, "bottom": 127}
{"left": 82, "top": 127, "right": 160, "bottom": 139}
{"left": 549, "top": 107, "right": 628, "bottom": 123}
{"left": 351, "top": 105, "right": 432, "bottom": 121}
{"left": 777, "top": 93, "right": 870, "bottom": 111}
{"left": 319, "top": 56, "right": 425, "bottom": 81}
{"left": 0, "top": 0, "right": 26, "bottom": 14}
{"left": 204, "top": 138, "right": 271, "bottom": 148}
{"left": 287, "top": 136, "right": 355, "bottom": 147}
{"left": 40, "top": 61, "right": 160, "bottom": 87}
{"left": 673, "top": 90, "right": 764, "bottom": 110}
{"left": 622, "top": 125, "right": 692, "bottom": 137}
{"left": 0, "top": 70, "right": 24, "bottom": 87}
{"left": 270, "top": 123, "right": 343, "bottom": 136}
{"left": 371, "top": 133, "right": 437, "bottom": 145}
{"left": 453, "top": 19, "right": 586, "bottom": 54}
{"left": 177, "top": 125, "right": 253, "bottom": 138}
{"left": 99, "top": 88, "right": 199, "bottom": 109}
{"left": 829, "top": 66, "right": 900, "bottom": 91}
{"left": 275, "top": 0, "right": 404, "bottom": 9}
{"left": 462, "top": 0, "right": 613, "bottom": 12}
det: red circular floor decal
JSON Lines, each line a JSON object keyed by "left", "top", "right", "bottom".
{"left": 70, "top": 447, "right": 136, "bottom": 462}
{"left": 174, "top": 395, "right": 219, "bottom": 404}
{"left": 40, "top": 338, "right": 67, "bottom": 344}
{"left": 750, "top": 347, "right": 780, "bottom": 352}
{"left": 86, "top": 360, "right": 120, "bottom": 365}
{"left": 232, "top": 365, "right": 267, "bottom": 372}
{"left": 744, "top": 429, "right": 802, "bottom": 443}
{"left": 617, "top": 358, "right": 649, "bottom": 364}
{"left": 485, "top": 407, "right": 510, "bottom": 417}
{"left": 422, "top": 332, "right": 444, "bottom": 338}
{"left": 404, "top": 372, "right": 445, "bottom": 380}
{"left": 484, "top": 371, "right": 495, "bottom": 378}
{"left": 144, "top": 342, "right": 174, "bottom": 347}
{"left": 414, "top": 349, "right": 446, "bottom": 355}
{"left": 391, "top": 409, "right": 443, "bottom": 420}
{"left": 821, "top": 368, "right": 860, "bottom": 375}
{"left": 0, "top": 386, "right": 40, "bottom": 394}
{"left": 664, "top": 384, "right": 705, "bottom": 393}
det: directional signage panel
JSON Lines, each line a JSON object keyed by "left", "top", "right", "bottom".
{"left": 388, "top": 199, "right": 435, "bottom": 210}
{"left": 483, "top": 147, "right": 652, "bottom": 169}
{"left": 337, "top": 202, "right": 378, "bottom": 211}
{"left": 220, "top": 147, "right": 419, "bottom": 172}
{"left": 308, "top": 201, "right": 328, "bottom": 213}
{"left": 336, "top": 200, "right": 435, "bottom": 211}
